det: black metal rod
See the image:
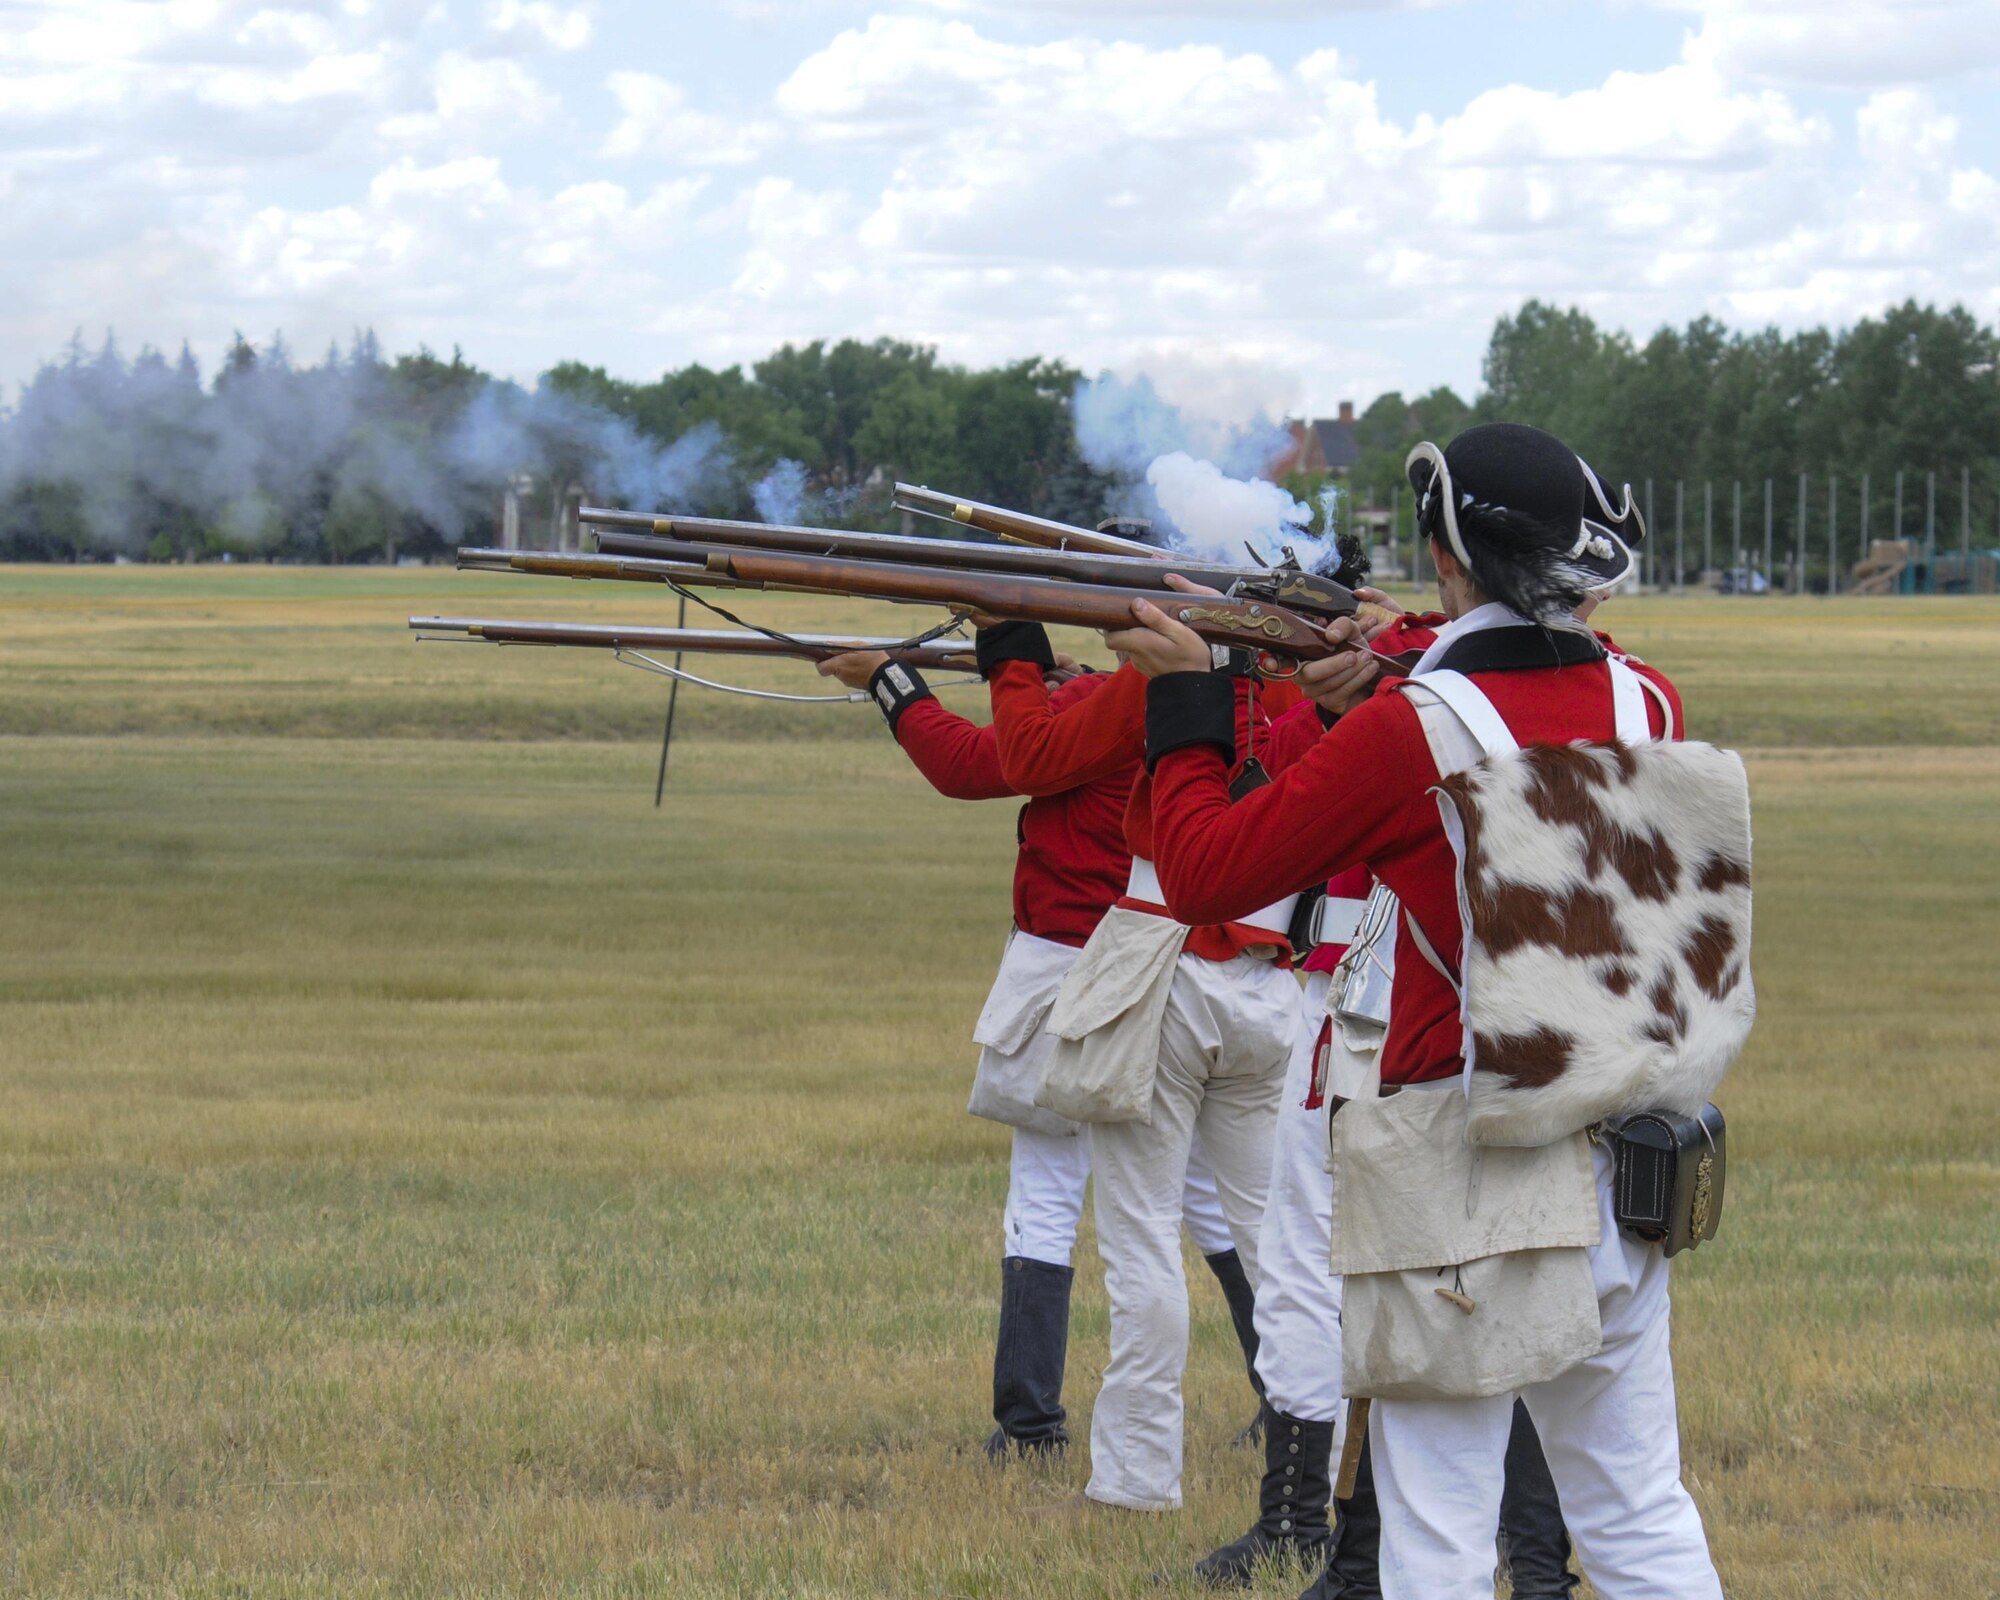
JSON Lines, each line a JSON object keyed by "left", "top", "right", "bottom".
{"left": 653, "top": 591, "right": 687, "bottom": 805}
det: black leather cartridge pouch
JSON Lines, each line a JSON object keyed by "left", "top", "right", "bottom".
{"left": 1286, "top": 884, "right": 1328, "bottom": 956}
{"left": 1606, "top": 1103, "right": 1726, "bottom": 1257}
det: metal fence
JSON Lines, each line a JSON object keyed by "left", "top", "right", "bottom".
{"left": 1371, "top": 468, "right": 2000, "bottom": 595}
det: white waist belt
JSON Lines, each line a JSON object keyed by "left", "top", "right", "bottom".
{"left": 1311, "top": 895, "right": 1367, "bottom": 948}
{"left": 1127, "top": 858, "right": 1300, "bottom": 942}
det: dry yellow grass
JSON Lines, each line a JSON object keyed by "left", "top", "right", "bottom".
{"left": 0, "top": 569, "right": 1994, "bottom": 1597}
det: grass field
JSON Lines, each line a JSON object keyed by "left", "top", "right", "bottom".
{"left": 0, "top": 566, "right": 1995, "bottom": 1598}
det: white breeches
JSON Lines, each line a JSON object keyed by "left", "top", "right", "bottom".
{"left": 1251, "top": 972, "right": 1345, "bottom": 1423}
{"left": 1084, "top": 953, "right": 1298, "bottom": 1511}
{"left": 1002, "top": 1125, "right": 1239, "bottom": 1267}
{"left": 1371, "top": 1143, "right": 1723, "bottom": 1600}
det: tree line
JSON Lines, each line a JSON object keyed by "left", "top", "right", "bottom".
{"left": 2, "top": 301, "right": 1995, "bottom": 567}
{"left": 1344, "top": 300, "right": 2000, "bottom": 579}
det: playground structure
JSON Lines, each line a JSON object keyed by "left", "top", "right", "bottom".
{"left": 1850, "top": 539, "right": 2000, "bottom": 596}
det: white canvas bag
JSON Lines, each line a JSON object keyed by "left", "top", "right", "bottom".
{"left": 1034, "top": 905, "right": 1188, "bottom": 1125}
{"left": 1330, "top": 1062, "right": 1602, "bottom": 1399}
{"left": 967, "top": 930, "right": 1085, "bottom": 1137}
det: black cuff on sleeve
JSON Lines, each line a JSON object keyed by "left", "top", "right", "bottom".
{"left": 974, "top": 620, "right": 1056, "bottom": 678}
{"left": 1146, "top": 671, "right": 1238, "bottom": 772}
{"left": 867, "top": 659, "right": 933, "bottom": 736}
{"left": 1317, "top": 702, "right": 1340, "bottom": 731}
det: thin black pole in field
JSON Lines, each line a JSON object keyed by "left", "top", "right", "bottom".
{"left": 1645, "top": 480, "right": 1655, "bottom": 588}
{"left": 1926, "top": 470, "right": 1937, "bottom": 570}
{"left": 1640, "top": 484, "right": 1656, "bottom": 592}
{"left": 1796, "top": 472, "right": 1808, "bottom": 594}
{"left": 1391, "top": 484, "right": 1404, "bottom": 585}
{"left": 1763, "top": 478, "right": 1774, "bottom": 593}
{"left": 1861, "top": 473, "right": 1871, "bottom": 586}
{"left": 1673, "top": 480, "right": 1683, "bottom": 591}
{"left": 1828, "top": 474, "right": 1838, "bottom": 595}
{"left": 1893, "top": 470, "right": 1903, "bottom": 545}
{"left": 1732, "top": 481, "right": 1743, "bottom": 585}
{"left": 653, "top": 591, "right": 688, "bottom": 806}
{"left": 1962, "top": 466, "right": 1972, "bottom": 566}
{"left": 1703, "top": 480, "right": 1713, "bottom": 581}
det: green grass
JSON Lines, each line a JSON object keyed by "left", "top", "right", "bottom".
{"left": 0, "top": 568, "right": 1994, "bottom": 1597}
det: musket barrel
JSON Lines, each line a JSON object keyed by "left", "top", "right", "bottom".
{"left": 893, "top": 483, "right": 1160, "bottom": 557}
{"left": 409, "top": 615, "right": 979, "bottom": 669}
{"left": 456, "top": 547, "right": 763, "bottom": 594}
{"left": 589, "top": 525, "right": 1359, "bottom": 623}
{"left": 575, "top": 507, "right": 665, "bottom": 533}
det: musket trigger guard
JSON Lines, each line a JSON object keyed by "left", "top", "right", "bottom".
{"left": 1256, "top": 653, "right": 1302, "bottom": 682}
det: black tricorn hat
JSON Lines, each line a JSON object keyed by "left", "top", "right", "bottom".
{"left": 1407, "top": 423, "right": 1643, "bottom": 604}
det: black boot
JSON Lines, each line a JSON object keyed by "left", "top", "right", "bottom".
{"left": 984, "top": 1256, "right": 1072, "bottom": 1460}
{"left": 1296, "top": 1429, "right": 1381, "bottom": 1600}
{"left": 1192, "top": 1411, "right": 1333, "bottom": 1588}
{"left": 1203, "top": 1249, "right": 1269, "bottom": 1446}
{"left": 1498, "top": 1401, "right": 1580, "bottom": 1597}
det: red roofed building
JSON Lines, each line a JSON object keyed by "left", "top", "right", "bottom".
{"left": 1265, "top": 402, "right": 1363, "bottom": 481}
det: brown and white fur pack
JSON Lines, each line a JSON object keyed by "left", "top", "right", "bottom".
{"left": 1407, "top": 663, "right": 1755, "bottom": 1148}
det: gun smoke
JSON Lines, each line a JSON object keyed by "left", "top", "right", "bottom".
{"left": 6, "top": 333, "right": 1351, "bottom": 572}
{"left": 1070, "top": 373, "right": 1335, "bottom": 566}
{"left": 0, "top": 333, "right": 739, "bottom": 558}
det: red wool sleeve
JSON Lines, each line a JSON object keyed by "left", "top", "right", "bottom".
{"left": 1263, "top": 694, "right": 1329, "bottom": 777}
{"left": 892, "top": 697, "right": 1016, "bottom": 801}
{"left": 1150, "top": 692, "right": 1433, "bottom": 927}
{"left": 988, "top": 660, "right": 1148, "bottom": 797}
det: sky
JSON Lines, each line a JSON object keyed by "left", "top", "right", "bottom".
{"left": 2, "top": 0, "right": 1996, "bottom": 419}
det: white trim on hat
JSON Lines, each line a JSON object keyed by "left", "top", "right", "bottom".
{"left": 1576, "top": 455, "right": 1645, "bottom": 545}
{"left": 1405, "top": 441, "right": 1473, "bottom": 570}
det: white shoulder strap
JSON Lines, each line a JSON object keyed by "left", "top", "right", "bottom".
{"left": 1606, "top": 655, "right": 1659, "bottom": 744}
{"left": 1408, "top": 669, "right": 1519, "bottom": 761}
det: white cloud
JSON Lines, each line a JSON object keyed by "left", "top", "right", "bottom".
{"left": 910, "top": 0, "right": 1450, "bottom": 13}
{"left": 1436, "top": 64, "right": 1822, "bottom": 167}
{"left": 1668, "top": 0, "right": 2000, "bottom": 88}
{"left": 601, "top": 71, "right": 776, "bottom": 165}
{"left": 378, "top": 51, "right": 557, "bottom": 146}
{"left": 1855, "top": 86, "right": 1958, "bottom": 169}
{"left": 734, "top": 13, "right": 1880, "bottom": 407}
{"left": 484, "top": 0, "right": 594, "bottom": 52}
{"left": 3, "top": 0, "right": 1997, "bottom": 411}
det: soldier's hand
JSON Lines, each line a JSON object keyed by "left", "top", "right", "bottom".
{"left": 1103, "top": 598, "right": 1214, "bottom": 679}
{"left": 816, "top": 650, "right": 890, "bottom": 690}
{"left": 1297, "top": 616, "right": 1379, "bottom": 717}
{"left": 1352, "top": 587, "right": 1398, "bottom": 643}
{"left": 1045, "top": 650, "right": 1086, "bottom": 689}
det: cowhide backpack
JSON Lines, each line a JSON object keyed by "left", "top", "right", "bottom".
{"left": 1401, "top": 656, "right": 1756, "bottom": 1149}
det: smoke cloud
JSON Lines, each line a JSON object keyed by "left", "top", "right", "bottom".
{"left": 1072, "top": 373, "right": 1335, "bottom": 565}
{"left": 1144, "top": 453, "right": 1314, "bottom": 562}
{"left": 0, "top": 333, "right": 741, "bottom": 557}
